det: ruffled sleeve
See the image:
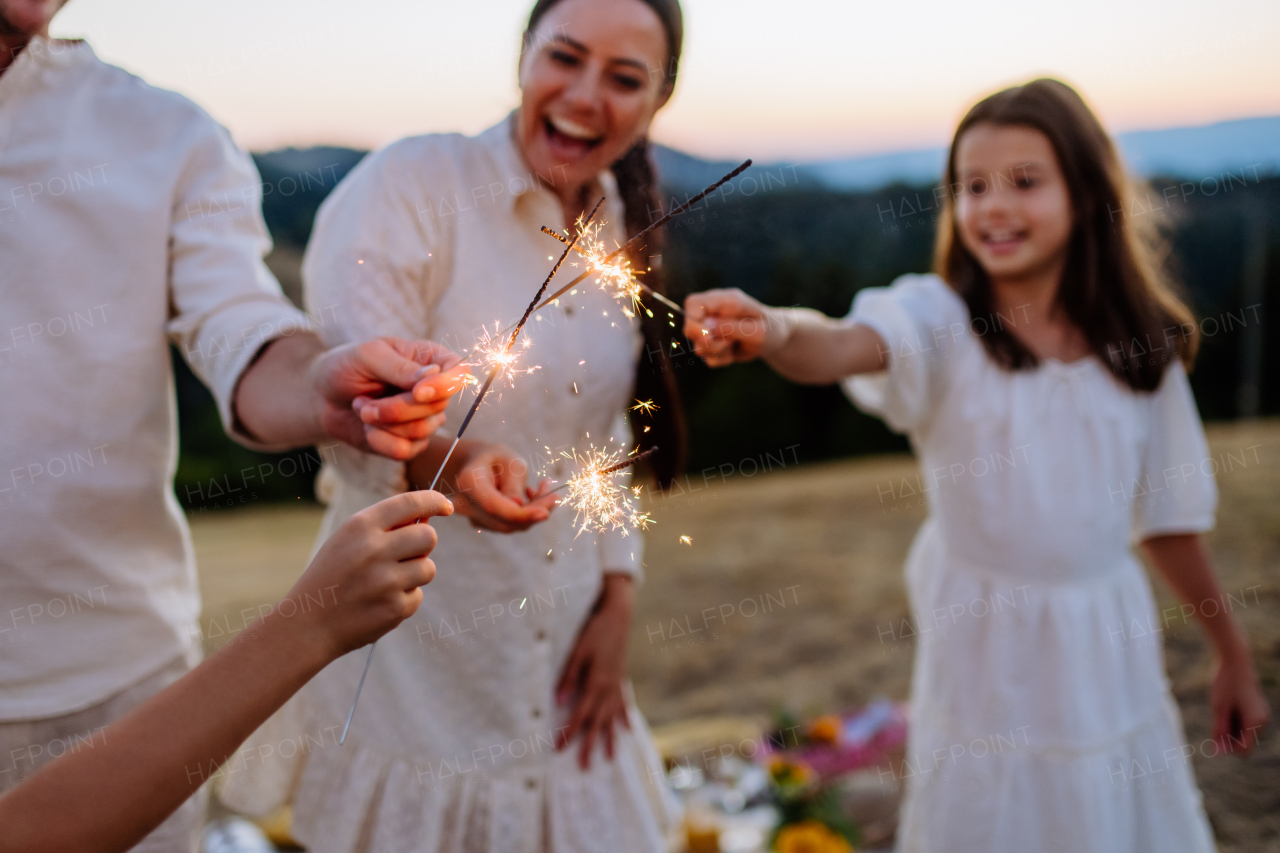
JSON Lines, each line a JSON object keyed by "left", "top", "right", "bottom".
{"left": 1131, "top": 359, "right": 1217, "bottom": 541}
{"left": 840, "top": 273, "right": 967, "bottom": 434}
{"left": 303, "top": 139, "right": 455, "bottom": 497}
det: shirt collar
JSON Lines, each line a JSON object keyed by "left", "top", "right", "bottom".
{"left": 0, "top": 35, "right": 95, "bottom": 98}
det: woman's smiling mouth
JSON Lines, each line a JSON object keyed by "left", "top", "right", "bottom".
{"left": 544, "top": 114, "right": 604, "bottom": 160}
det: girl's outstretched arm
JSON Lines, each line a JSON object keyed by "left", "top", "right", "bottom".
{"left": 1141, "top": 533, "right": 1271, "bottom": 753}
{"left": 0, "top": 489, "right": 453, "bottom": 853}
{"left": 684, "top": 288, "right": 887, "bottom": 382}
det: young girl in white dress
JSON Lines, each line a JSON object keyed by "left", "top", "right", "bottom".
{"left": 684, "top": 79, "right": 1270, "bottom": 852}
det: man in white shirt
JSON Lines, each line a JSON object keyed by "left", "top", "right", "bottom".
{"left": 0, "top": 3, "right": 463, "bottom": 849}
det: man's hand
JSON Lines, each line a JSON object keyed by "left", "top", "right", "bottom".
{"left": 234, "top": 334, "right": 468, "bottom": 458}
{"left": 310, "top": 338, "right": 468, "bottom": 460}
{"left": 556, "top": 573, "right": 635, "bottom": 769}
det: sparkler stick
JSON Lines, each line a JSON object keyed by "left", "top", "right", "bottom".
{"left": 531, "top": 159, "right": 752, "bottom": 313}
{"left": 340, "top": 198, "right": 604, "bottom": 744}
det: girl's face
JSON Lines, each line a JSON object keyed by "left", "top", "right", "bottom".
{"left": 953, "top": 123, "right": 1074, "bottom": 283}
{"left": 517, "top": 0, "right": 670, "bottom": 190}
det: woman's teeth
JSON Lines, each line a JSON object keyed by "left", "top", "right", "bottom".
{"left": 547, "top": 116, "right": 601, "bottom": 142}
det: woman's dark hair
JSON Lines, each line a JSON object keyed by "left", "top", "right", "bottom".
{"left": 524, "top": 0, "right": 686, "bottom": 487}
{"left": 935, "top": 78, "right": 1198, "bottom": 391}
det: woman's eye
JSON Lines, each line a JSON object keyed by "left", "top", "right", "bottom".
{"left": 549, "top": 49, "right": 580, "bottom": 67}
{"left": 612, "top": 74, "right": 644, "bottom": 91}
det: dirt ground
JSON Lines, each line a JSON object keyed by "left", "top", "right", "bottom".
{"left": 192, "top": 420, "right": 1280, "bottom": 851}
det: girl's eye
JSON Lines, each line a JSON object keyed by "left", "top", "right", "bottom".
{"left": 968, "top": 178, "right": 988, "bottom": 195}
{"left": 612, "top": 73, "right": 644, "bottom": 91}
{"left": 549, "top": 49, "right": 580, "bottom": 67}
{"left": 1016, "top": 177, "right": 1036, "bottom": 189}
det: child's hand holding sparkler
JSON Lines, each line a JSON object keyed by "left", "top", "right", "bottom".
{"left": 408, "top": 439, "right": 558, "bottom": 534}
{"left": 683, "top": 288, "right": 789, "bottom": 367}
{"left": 0, "top": 490, "right": 452, "bottom": 852}
{"left": 685, "top": 288, "right": 890, "bottom": 382}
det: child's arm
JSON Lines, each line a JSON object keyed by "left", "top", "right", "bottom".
{"left": 684, "top": 288, "right": 887, "bottom": 381}
{"left": 0, "top": 489, "right": 453, "bottom": 853}
{"left": 1141, "top": 533, "right": 1271, "bottom": 753}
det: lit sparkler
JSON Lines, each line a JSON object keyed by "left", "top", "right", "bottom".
{"left": 540, "top": 224, "right": 681, "bottom": 317}
{"left": 551, "top": 445, "right": 658, "bottom": 536}
{"left": 341, "top": 198, "right": 604, "bottom": 744}
{"left": 531, "top": 160, "right": 752, "bottom": 314}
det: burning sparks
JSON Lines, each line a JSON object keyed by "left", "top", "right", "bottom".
{"left": 680, "top": 535, "right": 693, "bottom": 546}
{"left": 541, "top": 224, "right": 683, "bottom": 318}
{"left": 553, "top": 445, "right": 657, "bottom": 536}
{"left": 531, "top": 160, "right": 752, "bottom": 315}
{"left": 630, "top": 399, "right": 658, "bottom": 415}
{"left": 468, "top": 323, "right": 540, "bottom": 387}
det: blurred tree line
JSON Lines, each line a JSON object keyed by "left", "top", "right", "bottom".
{"left": 173, "top": 154, "right": 1280, "bottom": 509}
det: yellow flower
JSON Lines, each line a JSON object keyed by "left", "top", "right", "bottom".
{"left": 767, "top": 756, "right": 814, "bottom": 787}
{"left": 774, "top": 820, "right": 853, "bottom": 853}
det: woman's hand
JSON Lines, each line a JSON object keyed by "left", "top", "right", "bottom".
{"left": 410, "top": 440, "right": 557, "bottom": 533}
{"left": 1211, "top": 643, "right": 1271, "bottom": 754}
{"left": 684, "top": 288, "right": 789, "bottom": 367}
{"left": 556, "top": 573, "right": 635, "bottom": 769}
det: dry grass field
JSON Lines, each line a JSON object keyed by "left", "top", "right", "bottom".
{"left": 192, "top": 419, "right": 1280, "bottom": 851}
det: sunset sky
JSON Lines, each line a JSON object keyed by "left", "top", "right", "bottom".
{"left": 51, "top": 0, "right": 1280, "bottom": 160}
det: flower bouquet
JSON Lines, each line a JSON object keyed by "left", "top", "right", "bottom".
{"left": 761, "top": 699, "right": 908, "bottom": 851}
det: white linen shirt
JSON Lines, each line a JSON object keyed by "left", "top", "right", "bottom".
{"left": 221, "top": 117, "right": 673, "bottom": 853}
{"left": 0, "top": 38, "right": 309, "bottom": 720}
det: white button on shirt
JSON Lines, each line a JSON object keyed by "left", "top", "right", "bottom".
{"left": 222, "top": 117, "right": 673, "bottom": 853}
{"left": 0, "top": 38, "right": 309, "bottom": 720}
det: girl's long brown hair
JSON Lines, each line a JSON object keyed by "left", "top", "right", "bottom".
{"left": 935, "top": 78, "right": 1198, "bottom": 391}
{"left": 523, "top": 0, "right": 687, "bottom": 487}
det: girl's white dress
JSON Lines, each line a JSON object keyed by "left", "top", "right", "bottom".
{"left": 221, "top": 118, "right": 675, "bottom": 852}
{"left": 844, "top": 274, "right": 1218, "bottom": 852}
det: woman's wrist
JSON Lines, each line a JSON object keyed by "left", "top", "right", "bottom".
{"left": 1212, "top": 621, "right": 1254, "bottom": 667}
{"left": 599, "top": 572, "right": 636, "bottom": 614}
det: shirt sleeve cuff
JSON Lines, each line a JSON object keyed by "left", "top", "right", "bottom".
{"left": 173, "top": 297, "right": 315, "bottom": 452}
{"left": 599, "top": 527, "right": 644, "bottom": 586}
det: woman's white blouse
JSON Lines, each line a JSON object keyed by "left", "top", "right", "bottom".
{"left": 844, "top": 274, "right": 1218, "bottom": 852}
{"left": 221, "top": 118, "right": 674, "bottom": 853}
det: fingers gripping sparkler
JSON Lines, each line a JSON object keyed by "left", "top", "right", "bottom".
{"left": 340, "top": 199, "right": 605, "bottom": 744}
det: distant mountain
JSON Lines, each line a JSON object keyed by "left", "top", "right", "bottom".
{"left": 248, "top": 114, "right": 1280, "bottom": 242}
{"left": 654, "top": 114, "right": 1280, "bottom": 193}
{"left": 1116, "top": 115, "right": 1280, "bottom": 178}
